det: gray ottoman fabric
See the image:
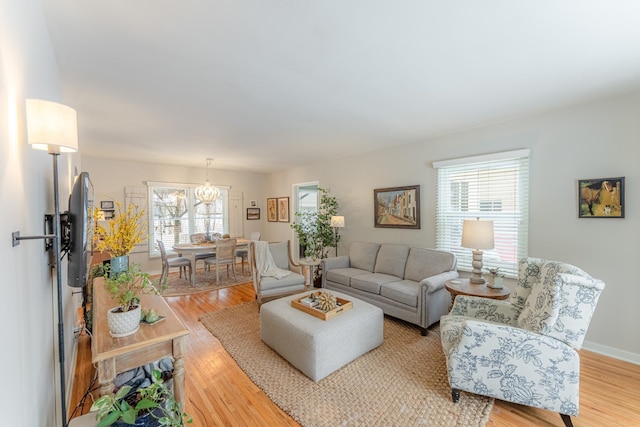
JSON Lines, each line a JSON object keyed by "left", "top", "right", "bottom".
{"left": 260, "top": 290, "right": 384, "bottom": 381}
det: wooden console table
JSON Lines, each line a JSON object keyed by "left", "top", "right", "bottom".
{"left": 91, "top": 277, "right": 189, "bottom": 406}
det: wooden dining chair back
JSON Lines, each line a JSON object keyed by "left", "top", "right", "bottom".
{"left": 205, "top": 238, "right": 238, "bottom": 283}
{"left": 157, "top": 240, "right": 192, "bottom": 283}
{"left": 189, "top": 233, "right": 216, "bottom": 271}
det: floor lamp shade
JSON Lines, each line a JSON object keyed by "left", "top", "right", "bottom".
{"left": 461, "top": 219, "right": 494, "bottom": 284}
{"left": 26, "top": 99, "right": 78, "bottom": 153}
{"left": 330, "top": 216, "right": 345, "bottom": 228}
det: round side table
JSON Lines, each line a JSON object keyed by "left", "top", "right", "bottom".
{"left": 299, "top": 258, "right": 322, "bottom": 288}
{"left": 445, "top": 278, "right": 511, "bottom": 310}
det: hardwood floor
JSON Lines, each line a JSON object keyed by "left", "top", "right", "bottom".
{"left": 69, "top": 280, "right": 640, "bottom": 426}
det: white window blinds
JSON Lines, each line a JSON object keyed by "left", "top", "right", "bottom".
{"left": 433, "top": 149, "right": 530, "bottom": 278}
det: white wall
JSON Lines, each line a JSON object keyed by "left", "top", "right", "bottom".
{"left": 81, "top": 157, "right": 266, "bottom": 273}
{"left": 1, "top": 0, "right": 82, "bottom": 425}
{"left": 264, "top": 90, "right": 640, "bottom": 363}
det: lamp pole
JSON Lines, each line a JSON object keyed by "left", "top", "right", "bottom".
{"left": 51, "top": 153, "right": 67, "bottom": 427}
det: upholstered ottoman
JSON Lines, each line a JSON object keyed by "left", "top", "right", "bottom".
{"left": 260, "top": 290, "right": 384, "bottom": 381}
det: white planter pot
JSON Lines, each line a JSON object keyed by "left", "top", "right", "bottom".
{"left": 487, "top": 275, "right": 504, "bottom": 289}
{"left": 107, "top": 305, "right": 141, "bottom": 337}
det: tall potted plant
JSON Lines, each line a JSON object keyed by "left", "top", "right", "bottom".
{"left": 291, "top": 187, "right": 339, "bottom": 260}
{"left": 104, "top": 263, "right": 163, "bottom": 337}
{"left": 94, "top": 201, "right": 147, "bottom": 274}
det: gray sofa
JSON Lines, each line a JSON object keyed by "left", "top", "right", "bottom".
{"left": 321, "top": 242, "right": 458, "bottom": 335}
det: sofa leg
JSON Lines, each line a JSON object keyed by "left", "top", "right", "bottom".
{"left": 420, "top": 327, "right": 428, "bottom": 336}
{"left": 451, "top": 389, "right": 460, "bottom": 403}
{"left": 560, "top": 414, "right": 574, "bottom": 427}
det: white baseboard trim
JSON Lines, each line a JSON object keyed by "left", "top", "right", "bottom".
{"left": 582, "top": 340, "right": 640, "bottom": 365}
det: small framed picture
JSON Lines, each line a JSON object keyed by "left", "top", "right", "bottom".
{"left": 100, "top": 200, "right": 114, "bottom": 210}
{"left": 249, "top": 200, "right": 257, "bottom": 208}
{"left": 277, "top": 197, "right": 290, "bottom": 223}
{"left": 578, "top": 177, "right": 625, "bottom": 218}
{"left": 267, "top": 198, "right": 278, "bottom": 222}
{"left": 247, "top": 208, "right": 260, "bottom": 220}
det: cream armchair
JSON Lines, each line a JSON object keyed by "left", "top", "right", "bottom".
{"left": 249, "top": 240, "right": 306, "bottom": 304}
{"left": 440, "top": 258, "right": 605, "bottom": 427}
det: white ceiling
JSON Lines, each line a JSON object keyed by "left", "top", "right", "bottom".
{"left": 42, "top": 1, "right": 640, "bottom": 173}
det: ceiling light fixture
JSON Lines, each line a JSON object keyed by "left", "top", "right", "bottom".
{"left": 195, "top": 158, "right": 220, "bottom": 205}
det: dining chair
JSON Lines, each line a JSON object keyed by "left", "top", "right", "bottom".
{"left": 236, "top": 231, "right": 261, "bottom": 274}
{"left": 190, "top": 233, "right": 216, "bottom": 271}
{"left": 157, "top": 240, "right": 192, "bottom": 283}
{"left": 205, "top": 238, "right": 238, "bottom": 282}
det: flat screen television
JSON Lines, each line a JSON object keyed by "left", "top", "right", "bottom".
{"left": 67, "top": 171, "right": 94, "bottom": 288}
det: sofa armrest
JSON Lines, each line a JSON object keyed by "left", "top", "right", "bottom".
{"left": 321, "top": 255, "right": 350, "bottom": 272}
{"left": 420, "top": 270, "right": 459, "bottom": 294}
{"left": 450, "top": 295, "right": 520, "bottom": 326}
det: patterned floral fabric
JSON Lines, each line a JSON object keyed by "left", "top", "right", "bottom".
{"left": 440, "top": 258, "right": 605, "bottom": 417}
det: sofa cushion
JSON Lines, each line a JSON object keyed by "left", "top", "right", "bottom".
{"left": 325, "top": 268, "right": 369, "bottom": 287}
{"left": 374, "top": 244, "right": 410, "bottom": 278}
{"left": 259, "top": 272, "right": 305, "bottom": 292}
{"left": 404, "top": 247, "right": 455, "bottom": 282}
{"left": 351, "top": 273, "right": 398, "bottom": 294}
{"left": 349, "top": 242, "right": 381, "bottom": 272}
{"left": 380, "top": 280, "right": 419, "bottom": 307}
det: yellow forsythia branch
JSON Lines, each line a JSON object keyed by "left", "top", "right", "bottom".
{"left": 93, "top": 201, "right": 147, "bottom": 257}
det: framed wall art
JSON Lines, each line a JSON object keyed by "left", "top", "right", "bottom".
{"left": 374, "top": 185, "right": 421, "bottom": 229}
{"left": 100, "top": 200, "right": 114, "bottom": 210}
{"left": 247, "top": 208, "right": 260, "bottom": 220}
{"left": 578, "top": 177, "right": 625, "bottom": 218}
{"left": 267, "top": 198, "right": 278, "bottom": 222}
{"left": 277, "top": 197, "right": 290, "bottom": 223}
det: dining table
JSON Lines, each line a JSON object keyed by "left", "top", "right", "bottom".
{"left": 173, "top": 238, "right": 250, "bottom": 286}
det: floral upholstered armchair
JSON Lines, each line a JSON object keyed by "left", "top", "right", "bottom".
{"left": 440, "top": 258, "right": 605, "bottom": 427}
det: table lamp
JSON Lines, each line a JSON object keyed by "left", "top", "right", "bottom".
{"left": 461, "top": 218, "right": 494, "bottom": 284}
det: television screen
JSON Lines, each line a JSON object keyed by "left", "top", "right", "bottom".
{"left": 67, "top": 172, "right": 93, "bottom": 288}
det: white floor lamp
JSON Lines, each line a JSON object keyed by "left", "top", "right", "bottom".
{"left": 330, "top": 215, "right": 345, "bottom": 257}
{"left": 12, "top": 99, "right": 78, "bottom": 427}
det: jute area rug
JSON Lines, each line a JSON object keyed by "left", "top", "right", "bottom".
{"left": 200, "top": 301, "right": 493, "bottom": 426}
{"left": 160, "top": 266, "right": 252, "bottom": 297}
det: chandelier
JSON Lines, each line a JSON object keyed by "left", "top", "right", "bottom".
{"left": 195, "top": 158, "right": 220, "bottom": 204}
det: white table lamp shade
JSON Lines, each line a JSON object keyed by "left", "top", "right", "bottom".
{"left": 26, "top": 99, "right": 78, "bottom": 154}
{"left": 461, "top": 219, "right": 494, "bottom": 250}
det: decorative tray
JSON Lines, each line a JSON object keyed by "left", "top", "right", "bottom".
{"left": 291, "top": 292, "right": 353, "bottom": 320}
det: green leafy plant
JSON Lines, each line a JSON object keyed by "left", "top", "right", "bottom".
{"left": 290, "top": 187, "right": 339, "bottom": 260}
{"left": 91, "top": 370, "right": 192, "bottom": 426}
{"left": 103, "top": 263, "right": 164, "bottom": 313}
{"left": 486, "top": 267, "right": 505, "bottom": 278}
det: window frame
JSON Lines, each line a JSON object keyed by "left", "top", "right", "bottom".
{"left": 147, "top": 181, "right": 230, "bottom": 258}
{"left": 433, "top": 149, "right": 530, "bottom": 278}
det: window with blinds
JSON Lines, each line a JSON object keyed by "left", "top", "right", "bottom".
{"left": 147, "top": 182, "right": 229, "bottom": 257}
{"left": 433, "top": 149, "right": 530, "bottom": 278}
